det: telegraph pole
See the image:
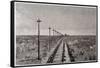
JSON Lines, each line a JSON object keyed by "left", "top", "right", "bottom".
{"left": 37, "top": 18, "right": 41, "bottom": 60}
{"left": 48, "top": 27, "right": 51, "bottom": 51}
{"left": 53, "top": 29, "right": 54, "bottom": 36}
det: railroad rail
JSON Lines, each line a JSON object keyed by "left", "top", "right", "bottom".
{"left": 46, "top": 38, "right": 71, "bottom": 63}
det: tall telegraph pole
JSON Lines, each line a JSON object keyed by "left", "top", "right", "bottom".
{"left": 48, "top": 27, "right": 51, "bottom": 51}
{"left": 37, "top": 18, "right": 41, "bottom": 60}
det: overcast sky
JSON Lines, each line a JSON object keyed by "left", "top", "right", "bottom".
{"left": 15, "top": 2, "right": 97, "bottom": 35}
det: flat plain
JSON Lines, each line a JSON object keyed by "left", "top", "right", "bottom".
{"left": 16, "top": 35, "right": 97, "bottom": 65}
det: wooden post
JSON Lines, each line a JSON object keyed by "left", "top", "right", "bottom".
{"left": 49, "top": 27, "right": 51, "bottom": 51}
{"left": 37, "top": 18, "right": 41, "bottom": 60}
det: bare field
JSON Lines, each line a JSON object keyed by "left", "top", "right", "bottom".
{"left": 64, "top": 35, "right": 97, "bottom": 62}
{"left": 16, "top": 35, "right": 61, "bottom": 65}
{"left": 16, "top": 35, "right": 97, "bottom": 65}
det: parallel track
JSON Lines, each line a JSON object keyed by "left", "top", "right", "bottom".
{"left": 47, "top": 38, "right": 71, "bottom": 63}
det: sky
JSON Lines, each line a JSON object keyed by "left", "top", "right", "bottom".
{"left": 15, "top": 2, "right": 97, "bottom": 35}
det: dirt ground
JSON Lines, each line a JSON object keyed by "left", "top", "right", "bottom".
{"left": 16, "top": 35, "right": 97, "bottom": 65}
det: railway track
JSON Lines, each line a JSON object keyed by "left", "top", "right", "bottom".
{"left": 66, "top": 42, "right": 75, "bottom": 62}
{"left": 47, "top": 38, "right": 63, "bottom": 63}
{"left": 46, "top": 38, "right": 71, "bottom": 63}
{"left": 61, "top": 42, "right": 66, "bottom": 62}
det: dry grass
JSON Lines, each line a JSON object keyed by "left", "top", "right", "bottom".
{"left": 16, "top": 35, "right": 97, "bottom": 65}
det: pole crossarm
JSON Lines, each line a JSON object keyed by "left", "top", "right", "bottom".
{"left": 52, "top": 29, "right": 63, "bottom": 36}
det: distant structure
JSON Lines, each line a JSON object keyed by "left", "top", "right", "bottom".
{"left": 65, "top": 34, "right": 70, "bottom": 36}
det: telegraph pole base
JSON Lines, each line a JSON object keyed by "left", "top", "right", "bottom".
{"left": 37, "top": 57, "right": 41, "bottom": 60}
